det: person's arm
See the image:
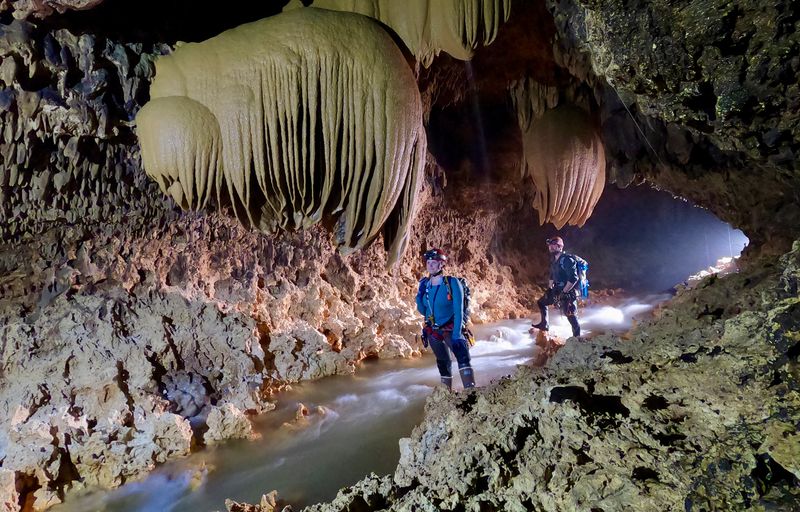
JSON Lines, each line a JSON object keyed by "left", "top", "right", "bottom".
{"left": 415, "top": 279, "right": 427, "bottom": 317}
{"left": 450, "top": 277, "right": 464, "bottom": 340}
{"left": 562, "top": 257, "right": 578, "bottom": 293}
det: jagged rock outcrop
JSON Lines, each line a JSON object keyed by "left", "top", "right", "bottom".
{"left": 0, "top": 0, "right": 104, "bottom": 20}
{"left": 0, "top": 216, "right": 416, "bottom": 507}
{"left": 302, "top": 242, "right": 800, "bottom": 511}
{"left": 547, "top": 0, "right": 800, "bottom": 248}
{"left": 0, "top": 17, "right": 170, "bottom": 243}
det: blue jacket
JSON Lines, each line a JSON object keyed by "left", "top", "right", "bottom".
{"left": 550, "top": 253, "right": 579, "bottom": 288}
{"left": 415, "top": 276, "right": 464, "bottom": 340}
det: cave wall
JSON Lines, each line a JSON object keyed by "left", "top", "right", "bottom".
{"left": 1, "top": 0, "right": 799, "bottom": 509}
{"left": 548, "top": 0, "right": 800, "bottom": 249}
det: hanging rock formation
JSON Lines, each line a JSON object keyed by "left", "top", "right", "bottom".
{"left": 297, "top": 0, "right": 512, "bottom": 67}
{"left": 137, "top": 7, "right": 426, "bottom": 265}
{"left": 514, "top": 101, "right": 606, "bottom": 229}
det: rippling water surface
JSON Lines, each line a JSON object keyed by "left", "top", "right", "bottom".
{"left": 55, "top": 295, "right": 667, "bottom": 512}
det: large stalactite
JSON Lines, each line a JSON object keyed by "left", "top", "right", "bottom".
{"left": 136, "top": 7, "right": 426, "bottom": 265}
{"left": 517, "top": 103, "right": 606, "bottom": 229}
{"left": 299, "top": 0, "right": 512, "bottom": 67}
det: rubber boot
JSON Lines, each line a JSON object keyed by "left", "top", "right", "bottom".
{"left": 532, "top": 304, "right": 549, "bottom": 331}
{"left": 568, "top": 315, "right": 581, "bottom": 337}
{"left": 459, "top": 366, "right": 475, "bottom": 389}
{"left": 441, "top": 376, "right": 453, "bottom": 390}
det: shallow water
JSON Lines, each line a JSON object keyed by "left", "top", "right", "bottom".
{"left": 54, "top": 295, "right": 667, "bottom": 512}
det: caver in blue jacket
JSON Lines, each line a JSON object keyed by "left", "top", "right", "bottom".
{"left": 416, "top": 248, "right": 475, "bottom": 390}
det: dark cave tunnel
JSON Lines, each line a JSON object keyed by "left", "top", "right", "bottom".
{"left": 426, "top": 96, "right": 749, "bottom": 294}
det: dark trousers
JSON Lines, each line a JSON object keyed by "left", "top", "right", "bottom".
{"left": 537, "top": 288, "right": 580, "bottom": 336}
{"left": 429, "top": 330, "right": 471, "bottom": 379}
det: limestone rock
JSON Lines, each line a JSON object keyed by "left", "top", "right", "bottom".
{"left": 204, "top": 404, "right": 254, "bottom": 445}
{"left": 302, "top": 244, "right": 800, "bottom": 511}
{"left": 302, "top": 0, "right": 512, "bottom": 67}
{"left": 1, "top": 0, "right": 104, "bottom": 19}
{"left": 0, "top": 470, "right": 18, "bottom": 512}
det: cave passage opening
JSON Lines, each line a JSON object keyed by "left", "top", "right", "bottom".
{"left": 553, "top": 184, "right": 749, "bottom": 293}
{"left": 426, "top": 98, "right": 748, "bottom": 295}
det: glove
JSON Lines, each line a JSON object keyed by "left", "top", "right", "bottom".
{"left": 463, "top": 328, "right": 476, "bottom": 347}
{"left": 421, "top": 324, "right": 432, "bottom": 348}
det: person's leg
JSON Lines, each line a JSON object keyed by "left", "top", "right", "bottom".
{"left": 567, "top": 315, "right": 580, "bottom": 337}
{"left": 533, "top": 290, "right": 556, "bottom": 330}
{"left": 561, "top": 293, "right": 580, "bottom": 337}
{"left": 445, "top": 332, "right": 475, "bottom": 389}
{"left": 429, "top": 335, "right": 453, "bottom": 389}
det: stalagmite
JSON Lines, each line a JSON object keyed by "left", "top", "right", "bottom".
{"left": 297, "top": 0, "right": 512, "bottom": 67}
{"left": 517, "top": 105, "right": 606, "bottom": 229}
{"left": 136, "top": 8, "right": 426, "bottom": 265}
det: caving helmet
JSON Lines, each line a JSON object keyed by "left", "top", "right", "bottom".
{"left": 423, "top": 248, "right": 448, "bottom": 262}
{"left": 546, "top": 236, "right": 564, "bottom": 249}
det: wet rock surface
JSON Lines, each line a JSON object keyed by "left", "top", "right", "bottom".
{"left": 0, "top": 0, "right": 799, "bottom": 510}
{"left": 300, "top": 242, "right": 800, "bottom": 511}
{"left": 0, "top": 175, "right": 540, "bottom": 507}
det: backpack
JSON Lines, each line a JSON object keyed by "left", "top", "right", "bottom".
{"left": 565, "top": 253, "right": 590, "bottom": 298}
{"left": 443, "top": 276, "right": 471, "bottom": 327}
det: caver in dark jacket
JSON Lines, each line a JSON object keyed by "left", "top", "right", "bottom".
{"left": 532, "top": 237, "right": 581, "bottom": 337}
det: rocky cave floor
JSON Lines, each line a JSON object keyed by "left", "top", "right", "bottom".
{"left": 227, "top": 242, "right": 800, "bottom": 512}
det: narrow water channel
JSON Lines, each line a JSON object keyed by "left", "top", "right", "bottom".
{"left": 55, "top": 295, "right": 667, "bottom": 512}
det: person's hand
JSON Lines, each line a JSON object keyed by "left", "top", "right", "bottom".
{"left": 421, "top": 325, "right": 431, "bottom": 348}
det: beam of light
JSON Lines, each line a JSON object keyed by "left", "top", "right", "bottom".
{"left": 464, "top": 61, "right": 490, "bottom": 175}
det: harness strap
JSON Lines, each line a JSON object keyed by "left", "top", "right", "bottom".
{"left": 425, "top": 278, "right": 456, "bottom": 327}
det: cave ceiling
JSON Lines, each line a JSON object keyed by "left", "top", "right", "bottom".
{"left": 0, "top": 0, "right": 798, "bottom": 255}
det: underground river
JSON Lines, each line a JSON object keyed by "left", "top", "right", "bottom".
{"left": 54, "top": 295, "right": 668, "bottom": 512}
